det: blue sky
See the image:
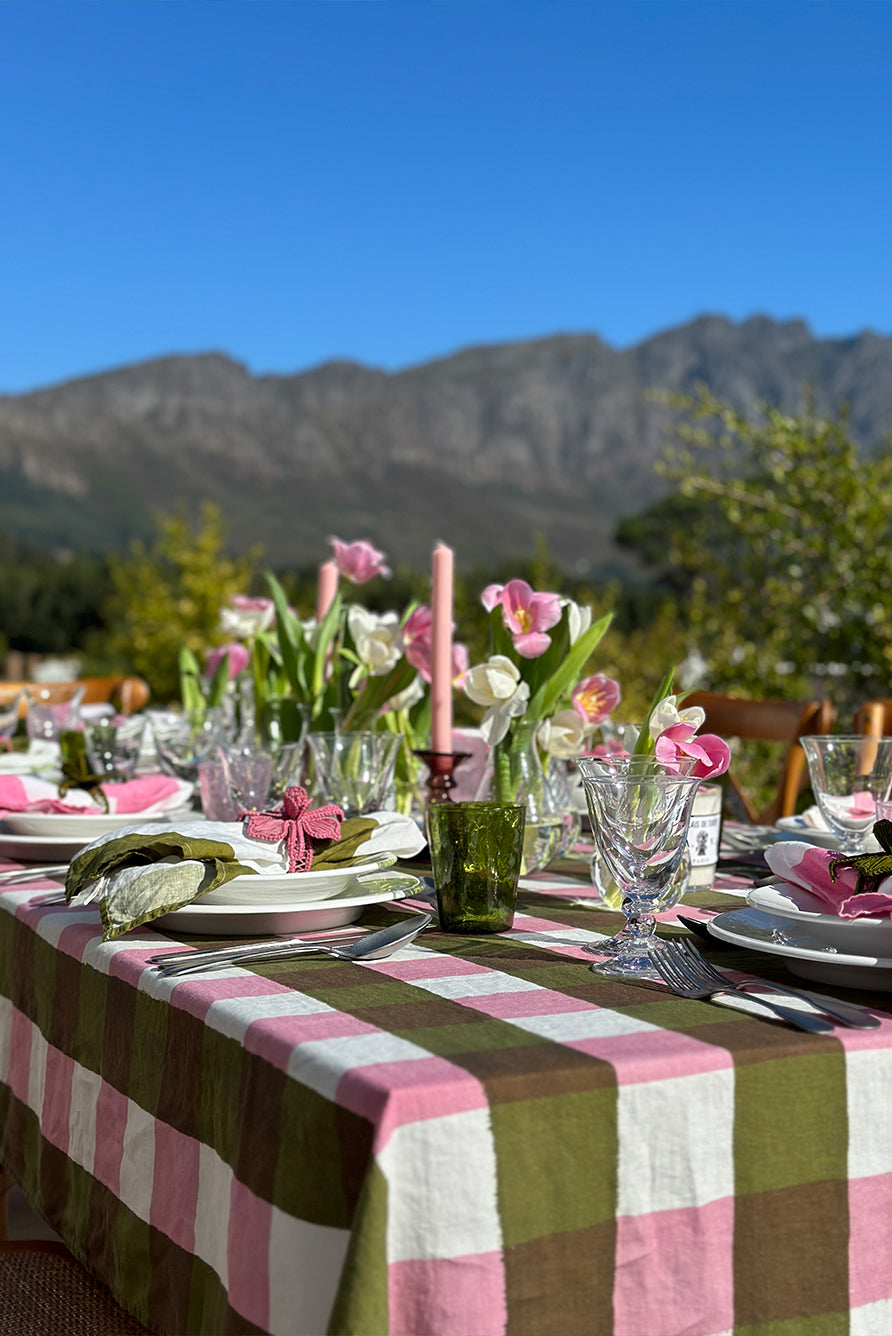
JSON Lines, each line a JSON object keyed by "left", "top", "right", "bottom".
{"left": 1, "top": 0, "right": 890, "bottom": 394}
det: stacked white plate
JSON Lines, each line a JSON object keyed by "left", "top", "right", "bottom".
{"left": 706, "top": 881, "right": 892, "bottom": 991}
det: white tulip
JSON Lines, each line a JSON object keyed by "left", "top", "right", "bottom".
{"left": 347, "top": 606, "right": 403, "bottom": 677}
{"left": 464, "top": 655, "right": 530, "bottom": 745}
{"left": 386, "top": 675, "right": 425, "bottom": 714}
{"left": 648, "top": 694, "right": 706, "bottom": 740}
{"left": 538, "top": 709, "right": 589, "bottom": 759}
{"left": 218, "top": 597, "right": 276, "bottom": 639}
{"left": 564, "top": 599, "right": 593, "bottom": 646}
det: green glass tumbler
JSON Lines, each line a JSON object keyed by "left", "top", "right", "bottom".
{"left": 429, "top": 801, "right": 526, "bottom": 934}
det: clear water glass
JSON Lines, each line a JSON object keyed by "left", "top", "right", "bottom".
{"left": 152, "top": 711, "right": 224, "bottom": 782}
{"left": 83, "top": 716, "right": 147, "bottom": 781}
{"left": 800, "top": 735, "right": 892, "bottom": 855}
{"left": 577, "top": 754, "right": 702, "bottom": 979}
{"left": 306, "top": 731, "right": 402, "bottom": 817}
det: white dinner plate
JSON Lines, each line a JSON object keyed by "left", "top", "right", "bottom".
{"left": 747, "top": 882, "right": 892, "bottom": 956}
{"left": 3, "top": 808, "right": 194, "bottom": 839}
{"left": 772, "top": 818, "right": 843, "bottom": 850}
{"left": 0, "top": 830, "right": 91, "bottom": 862}
{"left": 153, "top": 871, "right": 424, "bottom": 935}
{"left": 200, "top": 856, "right": 396, "bottom": 906}
{"left": 707, "top": 906, "right": 892, "bottom": 991}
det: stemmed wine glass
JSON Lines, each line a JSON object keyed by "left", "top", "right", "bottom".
{"left": 800, "top": 735, "right": 892, "bottom": 855}
{"left": 577, "top": 754, "right": 702, "bottom": 979}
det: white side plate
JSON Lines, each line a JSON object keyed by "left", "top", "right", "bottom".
{"left": 153, "top": 871, "right": 423, "bottom": 935}
{"left": 707, "top": 906, "right": 892, "bottom": 992}
{"left": 747, "top": 882, "right": 892, "bottom": 956}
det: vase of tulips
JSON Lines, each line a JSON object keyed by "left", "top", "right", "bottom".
{"left": 463, "top": 578, "right": 621, "bottom": 873}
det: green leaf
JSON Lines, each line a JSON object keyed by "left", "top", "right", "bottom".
{"left": 526, "top": 612, "right": 612, "bottom": 720}
{"left": 264, "top": 569, "right": 305, "bottom": 696}
{"left": 205, "top": 650, "right": 232, "bottom": 707}
{"left": 632, "top": 667, "right": 677, "bottom": 756}
{"left": 342, "top": 659, "right": 417, "bottom": 731}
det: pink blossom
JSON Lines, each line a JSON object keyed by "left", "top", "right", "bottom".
{"left": 451, "top": 641, "right": 470, "bottom": 686}
{"left": 588, "top": 738, "right": 630, "bottom": 759}
{"left": 329, "top": 537, "right": 391, "bottom": 584}
{"left": 403, "top": 605, "right": 433, "bottom": 680}
{"left": 486, "top": 578, "right": 563, "bottom": 659}
{"left": 205, "top": 642, "right": 250, "bottom": 679}
{"left": 571, "top": 674, "right": 622, "bottom": 725}
{"left": 481, "top": 584, "right": 505, "bottom": 612}
{"left": 403, "top": 605, "right": 470, "bottom": 687}
{"left": 654, "top": 723, "right": 731, "bottom": 780}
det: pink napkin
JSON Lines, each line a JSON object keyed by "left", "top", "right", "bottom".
{"left": 765, "top": 840, "right": 892, "bottom": 919}
{"left": 0, "top": 774, "right": 191, "bottom": 817}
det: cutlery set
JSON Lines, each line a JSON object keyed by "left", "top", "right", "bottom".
{"left": 650, "top": 936, "right": 879, "bottom": 1032}
{"left": 0, "top": 855, "right": 884, "bottom": 1024}
{"left": 150, "top": 912, "right": 433, "bottom": 976}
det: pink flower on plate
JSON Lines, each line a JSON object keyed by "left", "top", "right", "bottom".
{"left": 486, "top": 579, "right": 563, "bottom": 659}
{"left": 654, "top": 723, "right": 731, "bottom": 781}
{"left": 330, "top": 537, "right": 391, "bottom": 584}
{"left": 572, "top": 674, "right": 622, "bottom": 725}
{"left": 205, "top": 642, "right": 250, "bottom": 679}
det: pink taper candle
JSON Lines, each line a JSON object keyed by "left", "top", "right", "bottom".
{"left": 430, "top": 542, "right": 455, "bottom": 754}
{"left": 316, "top": 560, "right": 339, "bottom": 622}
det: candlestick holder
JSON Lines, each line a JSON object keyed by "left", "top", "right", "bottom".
{"left": 413, "top": 750, "right": 470, "bottom": 804}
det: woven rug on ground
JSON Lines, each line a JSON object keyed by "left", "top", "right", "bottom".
{"left": 0, "top": 1242, "right": 151, "bottom": 1336}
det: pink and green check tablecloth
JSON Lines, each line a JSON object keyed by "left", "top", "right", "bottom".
{"left": 2, "top": 866, "right": 892, "bottom": 1336}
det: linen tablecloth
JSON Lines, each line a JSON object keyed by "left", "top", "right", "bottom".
{"left": 1, "top": 866, "right": 892, "bottom": 1335}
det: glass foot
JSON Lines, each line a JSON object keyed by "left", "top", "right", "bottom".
{"left": 590, "top": 950, "right": 662, "bottom": 980}
{"left": 582, "top": 928, "right": 631, "bottom": 957}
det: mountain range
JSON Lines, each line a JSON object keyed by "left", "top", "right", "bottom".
{"left": 1, "top": 313, "right": 890, "bottom": 575}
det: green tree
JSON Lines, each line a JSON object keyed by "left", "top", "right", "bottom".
{"left": 652, "top": 388, "right": 892, "bottom": 714}
{"left": 103, "top": 503, "right": 260, "bottom": 703}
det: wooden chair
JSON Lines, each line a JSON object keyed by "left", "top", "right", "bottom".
{"left": 682, "top": 691, "right": 837, "bottom": 824}
{"left": 0, "top": 676, "right": 150, "bottom": 717}
{"left": 853, "top": 700, "right": 892, "bottom": 739}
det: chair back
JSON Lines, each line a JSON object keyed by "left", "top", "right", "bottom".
{"left": 682, "top": 691, "right": 837, "bottom": 824}
{"left": 853, "top": 700, "right": 892, "bottom": 739}
{"left": 0, "top": 676, "right": 150, "bottom": 718}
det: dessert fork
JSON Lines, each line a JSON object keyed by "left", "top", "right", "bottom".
{"left": 668, "top": 937, "right": 879, "bottom": 1029}
{"left": 649, "top": 945, "right": 834, "bottom": 1033}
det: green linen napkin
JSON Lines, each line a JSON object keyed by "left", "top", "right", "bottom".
{"left": 65, "top": 816, "right": 386, "bottom": 940}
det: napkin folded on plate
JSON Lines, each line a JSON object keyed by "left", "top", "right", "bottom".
{"left": 64, "top": 803, "right": 426, "bottom": 939}
{"left": 0, "top": 773, "right": 193, "bottom": 817}
{"left": 0, "top": 774, "right": 193, "bottom": 812}
{"left": 765, "top": 840, "right": 892, "bottom": 919}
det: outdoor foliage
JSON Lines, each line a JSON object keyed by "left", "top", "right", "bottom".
{"left": 101, "top": 503, "right": 260, "bottom": 703}
{"left": 644, "top": 387, "right": 892, "bottom": 716}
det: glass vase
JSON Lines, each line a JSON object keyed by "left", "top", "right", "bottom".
{"left": 484, "top": 720, "right": 578, "bottom": 874}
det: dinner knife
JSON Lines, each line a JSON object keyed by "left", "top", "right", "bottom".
{"left": 148, "top": 924, "right": 369, "bottom": 968}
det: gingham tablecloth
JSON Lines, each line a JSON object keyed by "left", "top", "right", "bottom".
{"left": 2, "top": 867, "right": 892, "bottom": 1336}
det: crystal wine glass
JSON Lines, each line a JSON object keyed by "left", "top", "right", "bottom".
{"left": 577, "top": 754, "right": 702, "bottom": 979}
{"left": 800, "top": 735, "right": 892, "bottom": 855}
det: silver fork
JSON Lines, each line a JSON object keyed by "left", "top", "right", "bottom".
{"left": 649, "top": 945, "right": 835, "bottom": 1033}
{"left": 669, "top": 937, "right": 879, "bottom": 1030}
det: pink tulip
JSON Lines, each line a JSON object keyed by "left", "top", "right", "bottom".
{"left": 451, "top": 641, "right": 470, "bottom": 686}
{"left": 481, "top": 583, "right": 505, "bottom": 612}
{"left": 654, "top": 723, "right": 731, "bottom": 780}
{"left": 588, "top": 738, "right": 630, "bottom": 759}
{"left": 205, "top": 642, "right": 250, "bottom": 679}
{"left": 329, "top": 537, "right": 391, "bottom": 584}
{"left": 485, "top": 578, "right": 563, "bottom": 659}
{"left": 571, "top": 674, "right": 622, "bottom": 725}
{"left": 403, "top": 605, "right": 433, "bottom": 680}
{"left": 403, "top": 605, "right": 469, "bottom": 686}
